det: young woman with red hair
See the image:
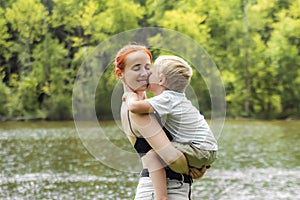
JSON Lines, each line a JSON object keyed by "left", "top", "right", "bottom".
{"left": 114, "top": 44, "right": 207, "bottom": 200}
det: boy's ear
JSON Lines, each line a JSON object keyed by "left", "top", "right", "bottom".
{"left": 159, "top": 75, "right": 166, "bottom": 86}
{"left": 115, "top": 68, "right": 123, "bottom": 79}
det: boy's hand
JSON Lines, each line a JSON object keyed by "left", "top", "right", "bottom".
{"left": 122, "top": 91, "right": 139, "bottom": 105}
{"left": 123, "top": 91, "right": 152, "bottom": 113}
{"left": 189, "top": 166, "right": 209, "bottom": 179}
{"left": 126, "top": 91, "right": 139, "bottom": 101}
{"left": 122, "top": 92, "right": 138, "bottom": 103}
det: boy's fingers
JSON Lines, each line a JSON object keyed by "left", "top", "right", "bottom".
{"left": 189, "top": 167, "right": 206, "bottom": 179}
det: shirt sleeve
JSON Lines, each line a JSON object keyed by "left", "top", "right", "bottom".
{"left": 146, "top": 92, "right": 172, "bottom": 116}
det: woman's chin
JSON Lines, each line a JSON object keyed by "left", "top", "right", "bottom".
{"left": 135, "top": 85, "right": 148, "bottom": 92}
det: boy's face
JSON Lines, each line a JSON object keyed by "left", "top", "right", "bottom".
{"left": 148, "top": 65, "right": 163, "bottom": 95}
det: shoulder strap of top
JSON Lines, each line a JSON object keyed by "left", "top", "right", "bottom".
{"left": 127, "top": 110, "right": 139, "bottom": 137}
{"left": 153, "top": 112, "right": 173, "bottom": 141}
{"left": 127, "top": 110, "right": 173, "bottom": 141}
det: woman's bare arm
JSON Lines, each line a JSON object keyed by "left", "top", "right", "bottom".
{"left": 130, "top": 112, "right": 189, "bottom": 174}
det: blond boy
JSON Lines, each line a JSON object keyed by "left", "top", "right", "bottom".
{"left": 126, "top": 55, "right": 217, "bottom": 199}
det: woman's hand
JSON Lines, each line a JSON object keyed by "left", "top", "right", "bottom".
{"left": 189, "top": 166, "right": 210, "bottom": 179}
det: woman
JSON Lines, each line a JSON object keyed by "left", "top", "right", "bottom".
{"left": 114, "top": 44, "right": 207, "bottom": 199}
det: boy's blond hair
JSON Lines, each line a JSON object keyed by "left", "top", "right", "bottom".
{"left": 153, "top": 55, "right": 193, "bottom": 93}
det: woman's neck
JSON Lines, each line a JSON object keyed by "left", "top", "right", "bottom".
{"left": 136, "top": 91, "right": 146, "bottom": 100}
{"left": 123, "top": 85, "right": 146, "bottom": 100}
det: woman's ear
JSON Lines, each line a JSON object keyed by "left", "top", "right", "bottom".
{"left": 115, "top": 68, "right": 123, "bottom": 79}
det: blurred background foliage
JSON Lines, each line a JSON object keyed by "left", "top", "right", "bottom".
{"left": 0, "top": 0, "right": 299, "bottom": 120}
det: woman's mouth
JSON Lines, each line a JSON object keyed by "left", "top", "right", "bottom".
{"left": 137, "top": 79, "right": 148, "bottom": 83}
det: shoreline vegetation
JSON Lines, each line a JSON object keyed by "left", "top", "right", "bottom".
{"left": 1, "top": 0, "right": 299, "bottom": 121}
{"left": 1, "top": 116, "right": 298, "bottom": 123}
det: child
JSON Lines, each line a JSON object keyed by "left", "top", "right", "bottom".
{"left": 125, "top": 55, "right": 218, "bottom": 199}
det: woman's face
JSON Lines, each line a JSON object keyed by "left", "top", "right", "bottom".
{"left": 123, "top": 51, "right": 151, "bottom": 92}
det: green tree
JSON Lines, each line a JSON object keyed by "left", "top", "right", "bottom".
{"left": 100, "top": 0, "right": 144, "bottom": 34}
{"left": 0, "top": 73, "right": 10, "bottom": 118}
{"left": 267, "top": 0, "right": 300, "bottom": 118}
{"left": 3, "top": 0, "right": 49, "bottom": 118}
{"left": 0, "top": 7, "right": 11, "bottom": 62}
{"left": 144, "top": 0, "right": 178, "bottom": 26}
{"left": 31, "top": 34, "right": 71, "bottom": 119}
{"left": 5, "top": 0, "right": 48, "bottom": 77}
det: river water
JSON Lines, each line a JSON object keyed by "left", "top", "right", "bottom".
{"left": 0, "top": 120, "right": 299, "bottom": 199}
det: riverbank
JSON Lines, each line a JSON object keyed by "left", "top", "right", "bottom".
{"left": 1, "top": 120, "right": 299, "bottom": 199}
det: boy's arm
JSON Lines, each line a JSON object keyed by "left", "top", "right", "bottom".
{"left": 125, "top": 92, "right": 155, "bottom": 114}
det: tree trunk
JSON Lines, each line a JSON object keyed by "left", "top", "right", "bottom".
{"left": 243, "top": 0, "right": 251, "bottom": 116}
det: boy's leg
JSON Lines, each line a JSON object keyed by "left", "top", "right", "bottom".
{"left": 171, "top": 142, "right": 217, "bottom": 169}
{"left": 155, "top": 143, "right": 189, "bottom": 174}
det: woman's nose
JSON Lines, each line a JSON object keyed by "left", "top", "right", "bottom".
{"left": 147, "top": 70, "right": 152, "bottom": 76}
{"left": 141, "top": 68, "right": 150, "bottom": 76}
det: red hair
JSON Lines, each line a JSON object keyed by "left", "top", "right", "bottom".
{"left": 114, "top": 44, "right": 152, "bottom": 71}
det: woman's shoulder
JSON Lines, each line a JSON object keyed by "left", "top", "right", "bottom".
{"left": 129, "top": 112, "right": 162, "bottom": 135}
{"left": 129, "top": 111, "right": 155, "bottom": 122}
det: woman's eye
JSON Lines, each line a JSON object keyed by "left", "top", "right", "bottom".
{"left": 145, "top": 64, "right": 151, "bottom": 70}
{"left": 132, "top": 64, "right": 150, "bottom": 71}
{"left": 132, "top": 65, "right": 141, "bottom": 71}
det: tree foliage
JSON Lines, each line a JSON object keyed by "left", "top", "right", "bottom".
{"left": 0, "top": 0, "right": 299, "bottom": 120}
